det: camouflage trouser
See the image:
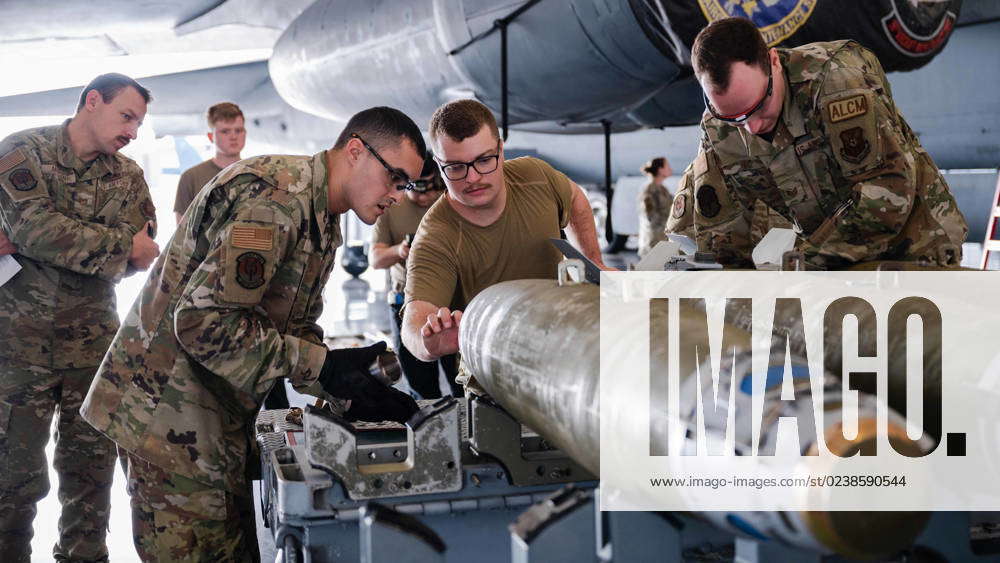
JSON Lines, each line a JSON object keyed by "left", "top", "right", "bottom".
{"left": 0, "top": 359, "right": 115, "bottom": 563}
{"left": 125, "top": 453, "right": 260, "bottom": 562}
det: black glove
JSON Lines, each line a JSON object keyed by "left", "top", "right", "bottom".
{"left": 318, "top": 342, "right": 419, "bottom": 424}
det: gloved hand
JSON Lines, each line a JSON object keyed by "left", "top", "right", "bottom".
{"left": 318, "top": 342, "right": 419, "bottom": 424}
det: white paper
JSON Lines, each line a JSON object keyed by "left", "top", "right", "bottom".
{"left": 751, "top": 228, "right": 797, "bottom": 269}
{"left": 634, "top": 240, "right": 681, "bottom": 271}
{"left": 0, "top": 255, "right": 21, "bottom": 287}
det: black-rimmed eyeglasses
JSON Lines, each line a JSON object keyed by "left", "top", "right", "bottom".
{"left": 352, "top": 133, "right": 416, "bottom": 191}
{"left": 703, "top": 71, "right": 773, "bottom": 124}
{"left": 435, "top": 140, "right": 501, "bottom": 181}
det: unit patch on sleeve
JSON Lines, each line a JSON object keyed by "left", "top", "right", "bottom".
{"left": 672, "top": 194, "right": 687, "bottom": 219}
{"left": 0, "top": 148, "right": 44, "bottom": 202}
{"left": 235, "top": 251, "right": 267, "bottom": 289}
{"left": 696, "top": 186, "right": 721, "bottom": 219}
{"left": 838, "top": 127, "right": 871, "bottom": 164}
{"left": 9, "top": 169, "right": 36, "bottom": 191}
{"left": 828, "top": 94, "right": 868, "bottom": 123}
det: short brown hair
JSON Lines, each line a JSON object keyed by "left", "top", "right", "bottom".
{"left": 691, "top": 17, "right": 769, "bottom": 93}
{"left": 428, "top": 99, "right": 499, "bottom": 145}
{"left": 206, "top": 102, "right": 244, "bottom": 128}
{"left": 76, "top": 73, "right": 152, "bottom": 112}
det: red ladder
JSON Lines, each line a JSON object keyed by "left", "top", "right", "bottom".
{"left": 981, "top": 172, "right": 1000, "bottom": 270}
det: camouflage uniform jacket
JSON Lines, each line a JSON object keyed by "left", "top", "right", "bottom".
{"left": 0, "top": 121, "right": 155, "bottom": 369}
{"left": 673, "top": 41, "right": 967, "bottom": 269}
{"left": 637, "top": 180, "right": 673, "bottom": 256}
{"left": 83, "top": 152, "right": 340, "bottom": 493}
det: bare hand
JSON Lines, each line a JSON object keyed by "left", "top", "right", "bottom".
{"left": 420, "top": 307, "right": 462, "bottom": 358}
{"left": 129, "top": 221, "right": 160, "bottom": 270}
{"left": 0, "top": 231, "right": 16, "bottom": 256}
{"left": 397, "top": 241, "right": 410, "bottom": 260}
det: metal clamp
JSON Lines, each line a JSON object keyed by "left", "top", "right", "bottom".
{"left": 467, "top": 397, "right": 596, "bottom": 486}
{"left": 558, "top": 259, "right": 585, "bottom": 286}
{"left": 304, "top": 399, "right": 463, "bottom": 501}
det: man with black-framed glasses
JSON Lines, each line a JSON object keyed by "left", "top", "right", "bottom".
{"left": 400, "top": 99, "right": 609, "bottom": 394}
{"left": 81, "top": 106, "right": 424, "bottom": 560}
{"left": 669, "top": 17, "right": 966, "bottom": 269}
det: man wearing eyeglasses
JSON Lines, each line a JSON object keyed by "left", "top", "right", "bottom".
{"left": 81, "top": 106, "right": 423, "bottom": 560}
{"left": 371, "top": 151, "right": 461, "bottom": 400}
{"left": 668, "top": 17, "right": 966, "bottom": 269}
{"left": 400, "top": 99, "right": 608, "bottom": 393}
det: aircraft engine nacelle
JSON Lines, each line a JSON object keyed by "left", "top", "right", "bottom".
{"left": 269, "top": 0, "right": 682, "bottom": 128}
{"left": 269, "top": 0, "right": 963, "bottom": 131}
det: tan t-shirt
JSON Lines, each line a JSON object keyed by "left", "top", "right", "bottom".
{"left": 372, "top": 195, "right": 431, "bottom": 293}
{"left": 174, "top": 159, "right": 223, "bottom": 215}
{"left": 405, "top": 157, "right": 573, "bottom": 312}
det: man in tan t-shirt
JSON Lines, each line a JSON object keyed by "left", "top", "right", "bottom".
{"left": 173, "top": 102, "right": 246, "bottom": 223}
{"left": 371, "top": 152, "right": 460, "bottom": 399}
{"left": 401, "top": 99, "right": 608, "bottom": 384}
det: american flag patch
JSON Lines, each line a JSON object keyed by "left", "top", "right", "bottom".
{"left": 0, "top": 149, "right": 26, "bottom": 174}
{"left": 231, "top": 225, "right": 273, "bottom": 250}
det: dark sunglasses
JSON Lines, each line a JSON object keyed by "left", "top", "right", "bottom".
{"left": 703, "top": 71, "right": 773, "bottom": 124}
{"left": 409, "top": 178, "right": 445, "bottom": 193}
{"left": 351, "top": 133, "right": 416, "bottom": 191}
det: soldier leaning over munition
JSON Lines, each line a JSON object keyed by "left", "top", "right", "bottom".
{"left": 82, "top": 106, "right": 424, "bottom": 561}
{"left": 666, "top": 17, "right": 967, "bottom": 269}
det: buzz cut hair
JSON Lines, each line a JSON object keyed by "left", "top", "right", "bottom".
{"left": 206, "top": 102, "right": 244, "bottom": 128}
{"left": 428, "top": 99, "right": 499, "bottom": 145}
{"left": 691, "top": 17, "right": 770, "bottom": 94}
{"left": 76, "top": 73, "right": 152, "bottom": 112}
{"left": 333, "top": 106, "right": 426, "bottom": 157}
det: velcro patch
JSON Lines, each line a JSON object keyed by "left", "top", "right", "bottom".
{"left": 828, "top": 94, "right": 868, "bottom": 123}
{"left": 0, "top": 149, "right": 26, "bottom": 174}
{"left": 696, "top": 186, "right": 721, "bottom": 218}
{"left": 838, "top": 126, "right": 871, "bottom": 164}
{"left": 231, "top": 225, "right": 273, "bottom": 251}
{"left": 235, "top": 251, "right": 267, "bottom": 289}
{"left": 9, "top": 168, "right": 36, "bottom": 191}
{"left": 672, "top": 194, "right": 686, "bottom": 219}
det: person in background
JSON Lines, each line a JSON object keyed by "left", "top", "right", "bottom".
{"left": 173, "top": 101, "right": 247, "bottom": 224}
{"left": 637, "top": 156, "right": 673, "bottom": 257}
{"left": 371, "top": 151, "right": 461, "bottom": 399}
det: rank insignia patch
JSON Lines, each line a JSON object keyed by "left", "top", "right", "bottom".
{"left": 235, "top": 252, "right": 266, "bottom": 289}
{"left": 697, "top": 186, "right": 721, "bottom": 219}
{"left": 839, "top": 127, "right": 871, "bottom": 164}
{"left": 672, "top": 194, "right": 687, "bottom": 219}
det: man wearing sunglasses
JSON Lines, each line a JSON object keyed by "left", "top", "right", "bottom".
{"left": 400, "top": 99, "right": 609, "bottom": 394}
{"left": 371, "top": 151, "right": 461, "bottom": 400}
{"left": 669, "top": 17, "right": 966, "bottom": 269}
{"left": 81, "top": 106, "right": 424, "bottom": 560}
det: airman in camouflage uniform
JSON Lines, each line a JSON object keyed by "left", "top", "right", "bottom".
{"left": 669, "top": 18, "right": 967, "bottom": 269}
{"left": 637, "top": 156, "right": 674, "bottom": 256}
{"left": 0, "top": 74, "right": 159, "bottom": 563}
{"left": 82, "top": 107, "right": 425, "bottom": 561}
